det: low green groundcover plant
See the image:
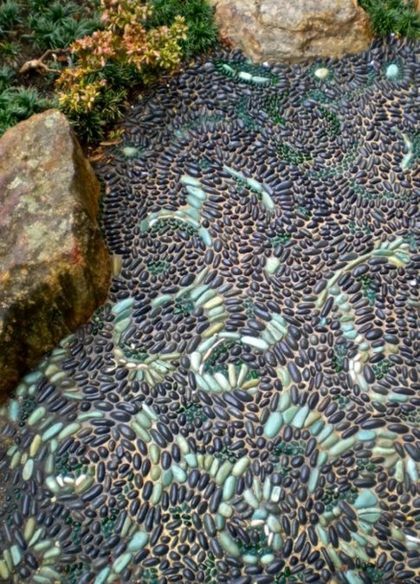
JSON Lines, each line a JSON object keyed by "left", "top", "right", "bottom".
{"left": 0, "top": 85, "right": 50, "bottom": 135}
{"left": 359, "top": 0, "right": 420, "bottom": 39}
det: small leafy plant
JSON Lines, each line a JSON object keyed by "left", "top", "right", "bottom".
{"left": 0, "top": 65, "right": 16, "bottom": 91}
{"left": 0, "top": 0, "right": 22, "bottom": 37}
{"left": 359, "top": 0, "right": 420, "bottom": 38}
{"left": 28, "top": 1, "right": 101, "bottom": 50}
{"left": 56, "top": 0, "right": 188, "bottom": 141}
{"left": 148, "top": 0, "right": 218, "bottom": 58}
{"left": 0, "top": 86, "right": 52, "bottom": 135}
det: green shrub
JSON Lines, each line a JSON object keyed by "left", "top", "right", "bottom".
{"left": 0, "top": 0, "right": 219, "bottom": 143}
{"left": 27, "top": 1, "right": 101, "bottom": 50}
{"left": 0, "top": 40, "right": 20, "bottom": 60}
{"left": 0, "top": 86, "right": 52, "bottom": 134}
{"left": 60, "top": 85, "right": 126, "bottom": 143}
{"left": 359, "top": 0, "right": 420, "bottom": 38}
{"left": 148, "top": 0, "right": 218, "bottom": 58}
{"left": 56, "top": 0, "right": 189, "bottom": 142}
{"left": 0, "top": 0, "right": 22, "bottom": 37}
{"left": 0, "top": 65, "right": 16, "bottom": 91}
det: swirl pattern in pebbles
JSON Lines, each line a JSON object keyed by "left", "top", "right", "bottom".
{"left": 0, "top": 38, "right": 419, "bottom": 584}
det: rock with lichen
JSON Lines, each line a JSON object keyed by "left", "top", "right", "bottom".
{"left": 0, "top": 110, "right": 110, "bottom": 395}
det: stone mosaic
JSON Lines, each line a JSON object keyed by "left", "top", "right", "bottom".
{"left": 0, "top": 38, "right": 419, "bottom": 584}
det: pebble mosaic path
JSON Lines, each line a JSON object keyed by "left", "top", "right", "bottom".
{"left": 1, "top": 38, "right": 419, "bottom": 584}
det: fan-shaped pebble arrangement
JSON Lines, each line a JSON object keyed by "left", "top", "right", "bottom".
{"left": 0, "top": 37, "right": 419, "bottom": 584}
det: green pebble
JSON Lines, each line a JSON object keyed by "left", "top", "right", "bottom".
{"left": 114, "top": 318, "right": 131, "bottom": 334}
{"left": 218, "top": 503, "right": 232, "bottom": 517}
{"left": 317, "top": 425, "right": 333, "bottom": 443}
{"left": 265, "top": 256, "right": 280, "bottom": 274}
{"left": 272, "top": 533, "right": 283, "bottom": 551}
{"left": 93, "top": 566, "right": 111, "bottom": 584}
{"left": 283, "top": 405, "right": 299, "bottom": 424}
{"left": 25, "top": 371, "right": 43, "bottom": 384}
{"left": 385, "top": 63, "right": 399, "bottom": 79}
{"left": 171, "top": 465, "right": 187, "bottom": 483}
{"left": 344, "top": 571, "right": 364, "bottom": 584}
{"left": 215, "top": 461, "right": 232, "bottom": 485}
{"left": 246, "top": 177, "right": 263, "bottom": 193}
{"left": 149, "top": 444, "right": 160, "bottom": 465}
{"left": 198, "top": 226, "right": 212, "bottom": 246}
{"left": 357, "top": 429, "right": 376, "bottom": 441}
{"left": 186, "top": 185, "right": 206, "bottom": 200}
{"left": 344, "top": 329, "right": 357, "bottom": 340}
{"left": 238, "top": 71, "right": 252, "bottom": 82}
{"left": 264, "top": 412, "right": 283, "bottom": 438}
{"left": 187, "top": 194, "right": 202, "bottom": 209}
{"left": 267, "top": 515, "right": 281, "bottom": 533}
{"left": 241, "top": 336, "right": 269, "bottom": 351}
{"left": 8, "top": 400, "right": 19, "bottom": 422}
{"left": 261, "top": 191, "right": 275, "bottom": 211}
{"left": 33, "top": 576, "right": 51, "bottom": 584}
{"left": 253, "top": 509, "right": 268, "bottom": 520}
{"left": 292, "top": 405, "right": 309, "bottom": 429}
{"left": 44, "top": 546, "right": 60, "bottom": 560}
{"left": 308, "top": 468, "right": 320, "bottom": 493}
{"left": 38, "top": 567, "right": 60, "bottom": 579}
{"left": 244, "top": 489, "right": 259, "bottom": 508}
{"left": 222, "top": 476, "right": 236, "bottom": 500}
{"left": 0, "top": 561, "right": 9, "bottom": 579}
{"left": 218, "top": 532, "right": 240, "bottom": 557}
{"left": 185, "top": 453, "right": 198, "bottom": 467}
{"left": 136, "top": 411, "right": 152, "bottom": 428}
{"left": 122, "top": 146, "right": 138, "bottom": 157}
{"left": 113, "top": 552, "right": 132, "bottom": 574}
{"left": 42, "top": 422, "right": 64, "bottom": 441}
{"left": 151, "top": 483, "right": 162, "bottom": 505}
{"left": 329, "top": 437, "right": 356, "bottom": 457}
{"left": 128, "top": 532, "right": 148, "bottom": 552}
{"left": 232, "top": 457, "right": 249, "bottom": 477}
{"left": 359, "top": 510, "right": 381, "bottom": 523}
{"left": 354, "top": 490, "right": 377, "bottom": 509}
{"left": 181, "top": 174, "right": 201, "bottom": 187}
{"left": 310, "top": 419, "right": 324, "bottom": 435}
{"left": 22, "top": 458, "right": 34, "bottom": 481}
{"left": 162, "top": 470, "right": 173, "bottom": 487}
{"left": 46, "top": 477, "right": 59, "bottom": 493}
{"left": 10, "top": 545, "right": 22, "bottom": 566}
{"left": 27, "top": 406, "right": 46, "bottom": 426}
{"left": 57, "top": 422, "right": 81, "bottom": 440}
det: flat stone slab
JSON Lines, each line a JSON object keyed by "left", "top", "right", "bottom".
{"left": 0, "top": 110, "right": 110, "bottom": 395}
{"left": 0, "top": 40, "right": 418, "bottom": 583}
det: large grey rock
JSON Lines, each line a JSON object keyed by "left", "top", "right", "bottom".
{"left": 209, "top": 0, "right": 373, "bottom": 63}
{"left": 0, "top": 110, "right": 111, "bottom": 396}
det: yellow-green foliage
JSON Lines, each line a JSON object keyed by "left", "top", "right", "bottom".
{"left": 56, "top": 0, "right": 187, "bottom": 117}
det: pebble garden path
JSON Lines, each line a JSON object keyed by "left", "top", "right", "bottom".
{"left": 0, "top": 38, "right": 419, "bottom": 584}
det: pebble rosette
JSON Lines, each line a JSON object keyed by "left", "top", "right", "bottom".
{"left": 0, "top": 37, "right": 419, "bottom": 584}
